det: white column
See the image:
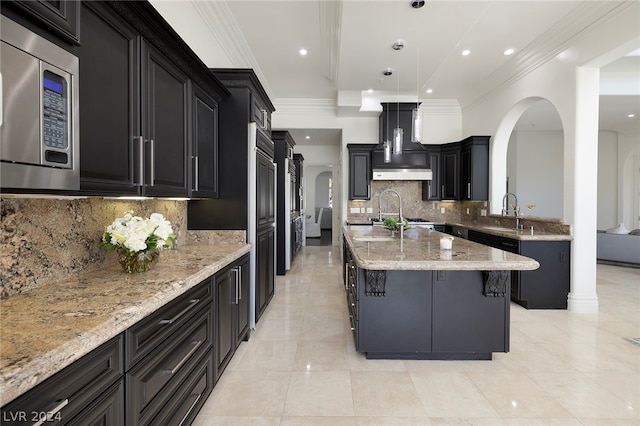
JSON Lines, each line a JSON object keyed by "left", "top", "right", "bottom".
{"left": 566, "top": 66, "right": 600, "bottom": 313}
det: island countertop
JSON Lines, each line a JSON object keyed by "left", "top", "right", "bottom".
{"left": 343, "top": 225, "right": 540, "bottom": 271}
{"left": 0, "top": 241, "right": 250, "bottom": 406}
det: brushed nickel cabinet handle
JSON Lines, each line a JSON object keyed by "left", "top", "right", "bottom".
{"left": 33, "top": 399, "right": 69, "bottom": 426}
{"left": 164, "top": 339, "right": 203, "bottom": 375}
{"left": 159, "top": 298, "right": 200, "bottom": 325}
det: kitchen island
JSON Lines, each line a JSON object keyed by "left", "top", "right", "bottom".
{"left": 342, "top": 225, "right": 539, "bottom": 360}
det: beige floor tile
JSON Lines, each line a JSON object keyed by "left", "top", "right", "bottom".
{"left": 233, "top": 340, "right": 298, "bottom": 371}
{"left": 356, "top": 417, "right": 432, "bottom": 425}
{"left": 191, "top": 416, "right": 281, "bottom": 426}
{"left": 281, "top": 416, "right": 357, "bottom": 426}
{"left": 351, "top": 371, "right": 428, "bottom": 417}
{"left": 293, "top": 340, "right": 351, "bottom": 371}
{"left": 466, "top": 371, "right": 573, "bottom": 418}
{"left": 283, "top": 371, "right": 355, "bottom": 416}
{"left": 410, "top": 371, "right": 499, "bottom": 418}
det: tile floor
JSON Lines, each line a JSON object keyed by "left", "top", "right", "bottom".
{"left": 193, "top": 245, "right": 640, "bottom": 425}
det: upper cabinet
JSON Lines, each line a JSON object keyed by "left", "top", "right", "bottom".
{"left": 460, "top": 136, "right": 489, "bottom": 201}
{"left": 373, "top": 103, "right": 429, "bottom": 169}
{"left": 67, "top": 1, "right": 227, "bottom": 197}
{"left": 1, "top": 0, "right": 80, "bottom": 47}
{"left": 422, "top": 145, "right": 441, "bottom": 201}
{"left": 441, "top": 142, "right": 460, "bottom": 200}
{"left": 348, "top": 144, "right": 376, "bottom": 200}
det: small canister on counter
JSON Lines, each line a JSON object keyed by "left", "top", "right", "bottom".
{"left": 440, "top": 236, "right": 453, "bottom": 250}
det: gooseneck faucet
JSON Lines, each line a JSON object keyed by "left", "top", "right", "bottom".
{"left": 378, "top": 189, "right": 404, "bottom": 247}
{"left": 502, "top": 192, "right": 522, "bottom": 229}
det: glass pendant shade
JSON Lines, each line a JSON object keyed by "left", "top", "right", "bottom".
{"left": 383, "top": 140, "right": 392, "bottom": 163}
{"left": 411, "top": 108, "right": 422, "bottom": 142}
{"left": 393, "top": 128, "right": 403, "bottom": 154}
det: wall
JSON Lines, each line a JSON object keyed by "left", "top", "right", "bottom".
{"left": 618, "top": 132, "right": 640, "bottom": 230}
{"left": 0, "top": 198, "right": 187, "bottom": 298}
{"left": 598, "top": 131, "right": 619, "bottom": 229}
{"left": 303, "top": 165, "right": 332, "bottom": 221}
{"left": 315, "top": 171, "right": 332, "bottom": 209}
{"left": 507, "top": 130, "right": 564, "bottom": 218}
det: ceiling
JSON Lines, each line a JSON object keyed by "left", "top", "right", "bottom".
{"left": 215, "top": 0, "right": 639, "bottom": 145}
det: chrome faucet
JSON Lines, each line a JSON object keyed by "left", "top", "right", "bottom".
{"left": 378, "top": 189, "right": 404, "bottom": 246}
{"left": 502, "top": 192, "right": 522, "bottom": 229}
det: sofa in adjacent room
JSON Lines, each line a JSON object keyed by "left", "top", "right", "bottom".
{"left": 596, "top": 226, "right": 640, "bottom": 267}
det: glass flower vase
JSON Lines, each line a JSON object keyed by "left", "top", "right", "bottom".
{"left": 117, "top": 249, "right": 160, "bottom": 273}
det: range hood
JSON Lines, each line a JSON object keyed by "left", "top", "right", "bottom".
{"left": 372, "top": 168, "right": 432, "bottom": 181}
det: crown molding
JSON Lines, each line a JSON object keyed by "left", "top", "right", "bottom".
{"left": 319, "top": 0, "right": 342, "bottom": 85}
{"left": 460, "top": 1, "right": 633, "bottom": 109}
{"left": 191, "top": 0, "right": 275, "bottom": 101}
{"left": 419, "top": 100, "right": 462, "bottom": 116}
{"left": 274, "top": 98, "right": 337, "bottom": 116}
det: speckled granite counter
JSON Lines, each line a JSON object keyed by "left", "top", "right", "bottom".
{"left": 343, "top": 225, "right": 539, "bottom": 271}
{"left": 0, "top": 241, "right": 250, "bottom": 406}
{"left": 451, "top": 223, "right": 573, "bottom": 241}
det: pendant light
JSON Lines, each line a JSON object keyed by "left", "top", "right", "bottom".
{"left": 393, "top": 67, "right": 403, "bottom": 155}
{"left": 411, "top": 45, "right": 422, "bottom": 143}
{"left": 383, "top": 101, "right": 392, "bottom": 163}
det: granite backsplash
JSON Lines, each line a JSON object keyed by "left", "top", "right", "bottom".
{"left": 347, "top": 181, "right": 571, "bottom": 234}
{"left": 0, "top": 197, "right": 243, "bottom": 298}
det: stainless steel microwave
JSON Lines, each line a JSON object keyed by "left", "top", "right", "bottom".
{"left": 1, "top": 15, "right": 79, "bottom": 191}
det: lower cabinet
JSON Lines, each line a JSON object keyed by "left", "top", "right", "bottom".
{"left": 214, "top": 254, "right": 250, "bottom": 383}
{"left": 126, "top": 279, "right": 213, "bottom": 426}
{"left": 468, "top": 230, "right": 570, "bottom": 309}
{"left": 1, "top": 256, "right": 255, "bottom": 426}
{"left": 0, "top": 336, "right": 124, "bottom": 426}
{"left": 255, "top": 227, "right": 275, "bottom": 323}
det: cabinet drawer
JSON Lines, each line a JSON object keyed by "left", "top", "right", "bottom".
{"left": 126, "top": 305, "right": 212, "bottom": 426}
{"left": 1, "top": 336, "right": 123, "bottom": 426}
{"left": 153, "top": 351, "right": 213, "bottom": 426}
{"left": 126, "top": 280, "right": 212, "bottom": 368}
{"left": 66, "top": 380, "right": 124, "bottom": 426}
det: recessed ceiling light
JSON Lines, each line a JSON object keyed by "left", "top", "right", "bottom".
{"left": 367, "top": 89, "right": 373, "bottom": 93}
{"left": 503, "top": 48, "right": 516, "bottom": 56}
{"left": 461, "top": 49, "right": 471, "bottom": 56}
{"left": 305, "top": 135, "right": 310, "bottom": 139}
{"left": 299, "top": 48, "right": 308, "bottom": 56}
{"left": 426, "top": 89, "right": 433, "bottom": 94}
{"left": 628, "top": 114, "right": 636, "bottom": 118}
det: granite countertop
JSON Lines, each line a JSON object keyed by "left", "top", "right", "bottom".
{"left": 0, "top": 241, "right": 250, "bottom": 406}
{"left": 449, "top": 223, "right": 573, "bottom": 241}
{"left": 343, "top": 225, "right": 540, "bottom": 271}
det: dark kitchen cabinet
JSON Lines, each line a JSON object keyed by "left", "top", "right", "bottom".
{"left": 190, "top": 84, "right": 219, "bottom": 198}
{"left": 1, "top": 0, "right": 80, "bottom": 48}
{"left": 214, "top": 254, "right": 250, "bottom": 383}
{"left": 441, "top": 142, "right": 460, "bottom": 200}
{"left": 256, "top": 227, "right": 275, "bottom": 322}
{"left": 293, "top": 154, "right": 304, "bottom": 212}
{"left": 460, "top": 136, "right": 489, "bottom": 200}
{"left": 77, "top": 1, "right": 227, "bottom": 196}
{"left": 1, "top": 336, "right": 124, "bottom": 426}
{"left": 126, "top": 278, "right": 213, "bottom": 426}
{"left": 468, "top": 230, "right": 570, "bottom": 309}
{"left": 273, "top": 130, "right": 296, "bottom": 275}
{"left": 348, "top": 144, "right": 375, "bottom": 200}
{"left": 422, "top": 145, "right": 441, "bottom": 201}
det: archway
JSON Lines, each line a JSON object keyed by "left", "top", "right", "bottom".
{"left": 490, "top": 97, "right": 565, "bottom": 218}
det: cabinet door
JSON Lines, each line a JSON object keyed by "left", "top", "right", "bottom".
{"left": 255, "top": 227, "right": 275, "bottom": 323}
{"left": 190, "top": 85, "right": 219, "bottom": 198}
{"left": 441, "top": 145, "right": 459, "bottom": 200}
{"left": 422, "top": 148, "right": 441, "bottom": 200}
{"left": 78, "top": 2, "right": 140, "bottom": 194}
{"left": 460, "top": 137, "right": 489, "bottom": 201}
{"left": 349, "top": 148, "right": 371, "bottom": 200}
{"left": 214, "top": 268, "right": 235, "bottom": 382}
{"left": 5, "top": 0, "right": 80, "bottom": 45}
{"left": 235, "top": 255, "right": 250, "bottom": 345}
{"left": 257, "top": 150, "right": 275, "bottom": 226}
{"left": 142, "top": 42, "right": 189, "bottom": 197}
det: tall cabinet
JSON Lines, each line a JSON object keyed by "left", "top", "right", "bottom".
{"left": 188, "top": 69, "right": 276, "bottom": 327}
{"left": 273, "top": 130, "right": 296, "bottom": 276}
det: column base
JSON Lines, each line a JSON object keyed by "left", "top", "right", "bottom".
{"left": 567, "top": 292, "right": 599, "bottom": 313}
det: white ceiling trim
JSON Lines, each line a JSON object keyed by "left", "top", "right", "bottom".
{"left": 319, "top": 0, "right": 342, "bottom": 85}
{"left": 191, "top": 0, "right": 275, "bottom": 101}
{"left": 420, "top": 100, "right": 462, "bottom": 116}
{"left": 459, "top": 1, "right": 632, "bottom": 109}
{"left": 274, "top": 98, "right": 337, "bottom": 116}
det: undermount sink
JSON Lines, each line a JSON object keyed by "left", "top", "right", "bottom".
{"left": 353, "top": 236, "right": 395, "bottom": 242}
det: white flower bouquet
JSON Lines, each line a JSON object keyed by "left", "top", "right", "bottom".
{"left": 100, "top": 211, "right": 175, "bottom": 273}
